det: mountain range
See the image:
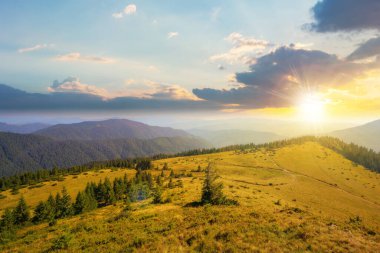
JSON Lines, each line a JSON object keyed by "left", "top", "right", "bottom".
{"left": 0, "top": 122, "right": 50, "bottom": 134}
{"left": 0, "top": 119, "right": 209, "bottom": 177}
{"left": 330, "top": 119, "right": 380, "bottom": 152}
{"left": 34, "top": 119, "right": 190, "bottom": 141}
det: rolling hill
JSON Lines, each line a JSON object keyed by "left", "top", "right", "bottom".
{"left": 0, "top": 140, "right": 379, "bottom": 252}
{"left": 0, "top": 132, "right": 208, "bottom": 177}
{"left": 189, "top": 129, "right": 282, "bottom": 147}
{"left": 34, "top": 119, "right": 191, "bottom": 141}
{"left": 330, "top": 119, "right": 380, "bottom": 151}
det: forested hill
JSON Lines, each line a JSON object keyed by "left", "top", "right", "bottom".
{"left": 34, "top": 119, "right": 191, "bottom": 141}
{"left": 0, "top": 132, "right": 209, "bottom": 177}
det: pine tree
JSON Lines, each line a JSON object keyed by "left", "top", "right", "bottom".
{"left": 113, "top": 178, "right": 124, "bottom": 201}
{"left": 57, "top": 187, "right": 73, "bottom": 218}
{"left": 104, "top": 178, "right": 116, "bottom": 205}
{"left": 73, "top": 191, "right": 87, "bottom": 214}
{"left": 201, "top": 163, "right": 226, "bottom": 205}
{"left": 55, "top": 192, "right": 62, "bottom": 218}
{"left": 33, "top": 201, "right": 48, "bottom": 223}
{"left": 156, "top": 175, "right": 163, "bottom": 186}
{"left": 1, "top": 208, "right": 15, "bottom": 230}
{"left": 168, "top": 178, "right": 174, "bottom": 189}
{"left": 46, "top": 194, "right": 56, "bottom": 222}
{"left": 170, "top": 169, "right": 175, "bottom": 178}
{"left": 84, "top": 183, "right": 98, "bottom": 210}
{"left": 152, "top": 187, "right": 163, "bottom": 204}
{"left": 13, "top": 196, "right": 30, "bottom": 225}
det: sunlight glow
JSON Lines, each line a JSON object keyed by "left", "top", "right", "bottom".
{"left": 298, "top": 93, "right": 326, "bottom": 123}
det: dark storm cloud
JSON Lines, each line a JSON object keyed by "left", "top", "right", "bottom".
{"left": 347, "top": 37, "right": 380, "bottom": 61}
{"left": 308, "top": 0, "right": 380, "bottom": 32}
{"left": 193, "top": 46, "right": 379, "bottom": 108}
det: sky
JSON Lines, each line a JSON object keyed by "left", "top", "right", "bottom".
{"left": 0, "top": 0, "right": 379, "bottom": 127}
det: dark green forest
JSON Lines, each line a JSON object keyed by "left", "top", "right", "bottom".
{"left": 0, "top": 132, "right": 208, "bottom": 177}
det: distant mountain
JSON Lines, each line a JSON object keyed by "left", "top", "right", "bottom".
{"left": 0, "top": 132, "right": 209, "bottom": 177}
{"left": 35, "top": 119, "right": 191, "bottom": 141}
{"left": 189, "top": 129, "right": 282, "bottom": 147}
{"left": 0, "top": 122, "right": 50, "bottom": 134}
{"left": 330, "top": 119, "right": 380, "bottom": 151}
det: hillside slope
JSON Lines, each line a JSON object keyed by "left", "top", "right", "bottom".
{"left": 34, "top": 119, "right": 190, "bottom": 141}
{"left": 0, "top": 142, "right": 379, "bottom": 252}
{"left": 0, "top": 132, "right": 208, "bottom": 176}
{"left": 330, "top": 119, "right": 380, "bottom": 151}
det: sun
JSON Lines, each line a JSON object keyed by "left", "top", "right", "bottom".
{"left": 297, "top": 93, "right": 326, "bottom": 123}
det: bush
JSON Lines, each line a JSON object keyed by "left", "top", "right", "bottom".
{"left": 51, "top": 233, "right": 72, "bottom": 250}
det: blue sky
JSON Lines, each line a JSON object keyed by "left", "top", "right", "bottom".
{"left": 0, "top": 0, "right": 338, "bottom": 91}
{"left": 0, "top": 0, "right": 379, "bottom": 123}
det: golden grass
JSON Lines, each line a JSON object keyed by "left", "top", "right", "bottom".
{"left": 1, "top": 142, "right": 379, "bottom": 252}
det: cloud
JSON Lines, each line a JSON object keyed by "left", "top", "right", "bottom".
{"left": 0, "top": 83, "right": 219, "bottom": 112}
{"left": 18, "top": 44, "right": 52, "bottom": 53}
{"left": 55, "top": 52, "right": 115, "bottom": 63}
{"left": 112, "top": 12, "right": 123, "bottom": 19}
{"left": 48, "top": 77, "right": 110, "bottom": 98}
{"left": 167, "top": 32, "right": 179, "bottom": 39}
{"left": 347, "top": 36, "right": 380, "bottom": 61}
{"left": 124, "top": 79, "right": 198, "bottom": 100}
{"left": 308, "top": 0, "right": 380, "bottom": 32}
{"left": 149, "top": 84, "right": 199, "bottom": 100}
{"left": 210, "top": 32, "right": 272, "bottom": 64}
{"left": 112, "top": 4, "right": 136, "bottom": 19}
{"left": 194, "top": 46, "right": 380, "bottom": 108}
{"left": 124, "top": 4, "right": 137, "bottom": 15}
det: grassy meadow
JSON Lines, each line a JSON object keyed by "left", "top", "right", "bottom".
{"left": 0, "top": 141, "right": 379, "bottom": 252}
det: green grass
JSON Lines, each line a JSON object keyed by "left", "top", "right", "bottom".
{"left": 1, "top": 141, "right": 379, "bottom": 252}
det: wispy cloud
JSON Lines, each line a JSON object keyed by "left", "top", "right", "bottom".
{"left": 167, "top": 32, "right": 179, "bottom": 39}
{"left": 55, "top": 52, "right": 115, "bottom": 64}
{"left": 210, "top": 7, "right": 221, "bottom": 22}
{"left": 112, "top": 12, "right": 123, "bottom": 19}
{"left": 18, "top": 44, "right": 53, "bottom": 53}
{"left": 210, "top": 33, "right": 273, "bottom": 64}
{"left": 112, "top": 4, "right": 137, "bottom": 19}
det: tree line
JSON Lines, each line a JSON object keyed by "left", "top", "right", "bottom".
{"left": 1, "top": 136, "right": 379, "bottom": 193}
{"left": 0, "top": 158, "right": 152, "bottom": 192}
{"left": 0, "top": 169, "right": 161, "bottom": 243}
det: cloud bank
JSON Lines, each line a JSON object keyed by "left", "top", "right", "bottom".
{"left": 195, "top": 45, "right": 380, "bottom": 108}
{"left": 55, "top": 52, "right": 114, "bottom": 63}
{"left": 308, "top": 0, "right": 380, "bottom": 32}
